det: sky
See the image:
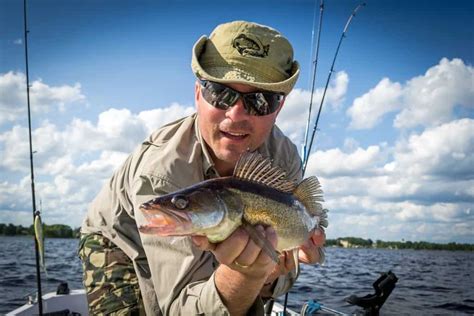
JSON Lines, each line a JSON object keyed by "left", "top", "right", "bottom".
{"left": 0, "top": 0, "right": 473, "bottom": 243}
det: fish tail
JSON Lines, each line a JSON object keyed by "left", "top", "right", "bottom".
{"left": 293, "top": 176, "right": 323, "bottom": 209}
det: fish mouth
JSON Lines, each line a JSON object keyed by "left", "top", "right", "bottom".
{"left": 139, "top": 204, "right": 193, "bottom": 236}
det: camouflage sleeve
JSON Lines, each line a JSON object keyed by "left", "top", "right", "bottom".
{"left": 78, "top": 234, "right": 145, "bottom": 315}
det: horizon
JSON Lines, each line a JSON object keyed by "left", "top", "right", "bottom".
{"left": 0, "top": 0, "right": 473, "bottom": 243}
{"left": 2, "top": 222, "right": 474, "bottom": 246}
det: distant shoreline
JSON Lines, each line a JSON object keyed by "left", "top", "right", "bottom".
{"left": 0, "top": 222, "right": 79, "bottom": 239}
{"left": 326, "top": 237, "right": 474, "bottom": 251}
{"left": 1, "top": 223, "right": 472, "bottom": 251}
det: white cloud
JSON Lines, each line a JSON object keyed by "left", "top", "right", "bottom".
{"left": 346, "top": 58, "right": 474, "bottom": 130}
{"left": 0, "top": 72, "right": 85, "bottom": 125}
{"left": 303, "top": 118, "right": 473, "bottom": 242}
{"left": 277, "top": 71, "right": 348, "bottom": 144}
{"left": 13, "top": 39, "right": 22, "bottom": 45}
{"left": 0, "top": 102, "right": 194, "bottom": 227}
{"left": 305, "top": 145, "right": 385, "bottom": 177}
{"left": 138, "top": 103, "right": 195, "bottom": 134}
{"left": 395, "top": 58, "right": 474, "bottom": 128}
{"left": 392, "top": 118, "right": 474, "bottom": 179}
{"left": 347, "top": 78, "right": 402, "bottom": 129}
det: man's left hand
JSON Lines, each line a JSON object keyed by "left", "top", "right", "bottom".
{"left": 298, "top": 228, "right": 326, "bottom": 264}
{"left": 261, "top": 228, "right": 326, "bottom": 296}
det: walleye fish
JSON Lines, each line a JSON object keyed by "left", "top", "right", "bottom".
{"left": 139, "top": 151, "right": 328, "bottom": 263}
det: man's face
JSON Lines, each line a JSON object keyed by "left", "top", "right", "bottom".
{"left": 195, "top": 81, "right": 284, "bottom": 175}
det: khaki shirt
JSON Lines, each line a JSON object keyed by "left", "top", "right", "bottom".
{"left": 81, "top": 114, "right": 302, "bottom": 315}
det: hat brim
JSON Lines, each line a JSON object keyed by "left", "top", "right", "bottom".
{"left": 191, "top": 36, "right": 299, "bottom": 95}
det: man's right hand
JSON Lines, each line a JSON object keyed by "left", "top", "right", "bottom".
{"left": 192, "top": 226, "right": 278, "bottom": 315}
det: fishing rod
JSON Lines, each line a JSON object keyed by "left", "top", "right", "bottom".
{"left": 302, "top": 0, "right": 325, "bottom": 171}
{"left": 302, "top": 2, "right": 366, "bottom": 175}
{"left": 23, "top": 0, "right": 44, "bottom": 314}
{"left": 269, "top": 2, "right": 327, "bottom": 315}
{"left": 275, "top": 3, "right": 366, "bottom": 315}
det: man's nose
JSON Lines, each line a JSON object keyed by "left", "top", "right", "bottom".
{"left": 225, "top": 98, "right": 248, "bottom": 121}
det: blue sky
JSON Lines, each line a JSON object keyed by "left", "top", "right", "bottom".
{"left": 1, "top": 0, "right": 473, "bottom": 243}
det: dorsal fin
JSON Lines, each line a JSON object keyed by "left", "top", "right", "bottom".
{"left": 293, "top": 176, "right": 328, "bottom": 229}
{"left": 233, "top": 151, "right": 296, "bottom": 193}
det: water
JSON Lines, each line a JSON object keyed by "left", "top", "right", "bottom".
{"left": 1, "top": 236, "right": 473, "bottom": 315}
{"left": 0, "top": 236, "right": 84, "bottom": 314}
{"left": 279, "top": 247, "right": 474, "bottom": 315}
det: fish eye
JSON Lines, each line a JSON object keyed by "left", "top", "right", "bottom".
{"left": 171, "top": 195, "right": 189, "bottom": 210}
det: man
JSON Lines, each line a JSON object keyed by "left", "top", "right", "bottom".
{"left": 79, "top": 20, "right": 325, "bottom": 315}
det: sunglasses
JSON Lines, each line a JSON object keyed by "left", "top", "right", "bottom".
{"left": 199, "top": 80, "right": 285, "bottom": 116}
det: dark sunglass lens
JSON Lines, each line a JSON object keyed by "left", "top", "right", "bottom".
{"left": 201, "top": 80, "right": 282, "bottom": 116}
{"left": 201, "top": 81, "right": 239, "bottom": 110}
{"left": 243, "top": 93, "right": 282, "bottom": 116}
{"left": 201, "top": 82, "right": 224, "bottom": 105}
{"left": 218, "top": 89, "right": 240, "bottom": 108}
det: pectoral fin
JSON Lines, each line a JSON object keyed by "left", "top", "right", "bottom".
{"left": 291, "top": 248, "right": 300, "bottom": 279}
{"left": 242, "top": 220, "right": 280, "bottom": 264}
{"left": 317, "top": 246, "right": 326, "bottom": 265}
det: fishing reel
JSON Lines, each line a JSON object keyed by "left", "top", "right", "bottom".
{"left": 345, "top": 270, "right": 398, "bottom": 316}
{"left": 297, "top": 270, "right": 398, "bottom": 316}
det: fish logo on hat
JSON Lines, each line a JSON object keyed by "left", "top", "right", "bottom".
{"left": 232, "top": 34, "right": 269, "bottom": 58}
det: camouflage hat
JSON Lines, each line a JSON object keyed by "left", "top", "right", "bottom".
{"left": 191, "top": 20, "right": 299, "bottom": 95}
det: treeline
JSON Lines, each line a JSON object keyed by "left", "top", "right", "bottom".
{"left": 1, "top": 223, "right": 473, "bottom": 250}
{"left": 326, "top": 237, "right": 474, "bottom": 251}
{"left": 0, "top": 223, "right": 80, "bottom": 238}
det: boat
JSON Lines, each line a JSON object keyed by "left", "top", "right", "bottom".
{"left": 6, "top": 286, "right": 295, "bottom": 316}
{"left": 7, "top": 271, "right": 398, "bottom": 315}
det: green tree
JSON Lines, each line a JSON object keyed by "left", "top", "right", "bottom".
{"left": 5, "top": 224, "right": 16, "bottom": 235}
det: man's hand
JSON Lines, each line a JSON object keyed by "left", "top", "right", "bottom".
{"left": 298, "top": 228, "right": 326, "bottom": 264}
{"left": 192, "top": 226, "right": 278, "bottom": 315}
{"left": 261, "top": 228, "right": 326, "bottom": 298}
{"left": 192, "top": 225, "right": 278, "bottom": 276}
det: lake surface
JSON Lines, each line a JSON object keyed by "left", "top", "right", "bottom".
{"left": 1, "top": 236, "right": 473, "bottom": 315}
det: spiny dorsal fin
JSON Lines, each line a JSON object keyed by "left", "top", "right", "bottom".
{"left": 293, "top": 176, "right": 328, "bottom": 229}
{"left": 233, "top": 151, "right": 296, "bottom": 193}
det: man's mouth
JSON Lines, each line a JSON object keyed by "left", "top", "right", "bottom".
{"left": 221, "top": 130, "right": 249, "bottom": 140}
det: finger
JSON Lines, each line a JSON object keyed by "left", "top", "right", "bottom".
{"left": 284, "top": 250, "right": 296, "bottom": 271}
{"left": 233, "top": 225, "right": 266, "bottom": 267}
{"left": 298, "top": 248, "right": 315, "bottom": 264}
{"left": 254, "top": 226, "right": 278, "bottom": 266}
{"left": 298, "top": 237, "right": 320, "bottom": 264}
{"left": 191, "top": 236, "right": 216, "bottom": 251}
{"left": 213, "top": 228, "right": 249, "bottom": 265}
{"left": 310, "top": 229, "right": 326, "bottom": 247}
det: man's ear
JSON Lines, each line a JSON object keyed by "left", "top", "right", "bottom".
{"left": 195, "top": 80, "right": 201, "bottom": 106}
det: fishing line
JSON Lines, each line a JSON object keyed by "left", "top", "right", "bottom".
{"left": 302, "top": 0, "right": 325, "bottom": 170}
{"left": 277, "top": 1, "right": 326, "bottom": 314}
{"left": 281, "top": 2, "right": 366, "bottom": 314}
{"left": 302, "top": 2, "right": 366, "bottom": 176}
